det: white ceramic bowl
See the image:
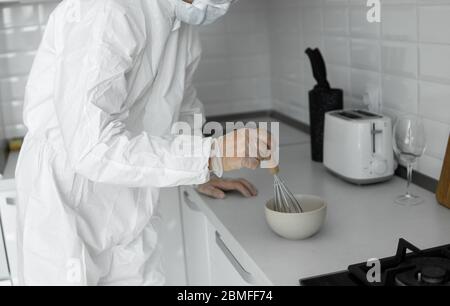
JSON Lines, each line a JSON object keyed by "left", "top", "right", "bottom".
{"left": 265, "top": 195, "right": 327, "bottom": 240}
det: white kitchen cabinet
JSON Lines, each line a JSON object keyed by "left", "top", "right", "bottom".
{"left": 0, "top": 186, "right": 190, "bottom": 287}
{"left": 180, "top": 187, "right": 212, "bottom": 285}
{"left": 181, "top": 187, "right": 263, "bottom": 286}
{"left": 0, "top": 185, "right": 264, "bottom": 286}
{"left": 0, "top": 216, "right": 10, "bottom": 281}
{"left": 158, "top": 187, "right": 187, "bottom": 286}
{"left": 208, "top": 225, "right": 255, "bottom": 286}
{"left": 0, "top": 191, "right": 18, "bottom": 286}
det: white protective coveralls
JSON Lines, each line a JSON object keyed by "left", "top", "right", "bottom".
{"left": 16, "top": 0, "right": 220, "bottom": 285}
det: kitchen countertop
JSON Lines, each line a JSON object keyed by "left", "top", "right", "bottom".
{"left": 190, "top": 139, "right": 450, "bottom": 285}
{"left": 1, "top": 125, "right": 449, "bottom": 286}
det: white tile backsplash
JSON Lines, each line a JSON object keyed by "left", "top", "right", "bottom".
{"left": 0, "top": 26, "right": 41, "bottom": 53}
{"left": 0, "top": 4, "right": 39, "bottom": 29}
{"left": 230, "top": 55, "right": 271, "bottom": 79}
{"left": 350, "top": 39, "right": 380, "bottom": 71}
{"left": 419, "top": 44, "right": 450, "bottom": 83}
{"left": 323, "top": 5, "right": 349, "bottom": 36}
{"left": 419, "top": 81, "right": 450, "bottom": 124}
{"left": 0, "top": 52, "right": 35, "bottom": 78}
{"left": 0, "top": 0, "right": 272, "bottom": 130}
{"left": 0, "top": 2, "right": 51, "bottom": 139}
{"left": 418, "top": 154, "right": 446, "bottom": 180}
{"left": 382, "top": 75, "right": 418, "bottom": 113}
{"left": 328, "top": 65, "right": 351, "bottom": 94}
{"left": 350, "top": 5, "right": 381, "bottom": 38}
{"left": 270, "top": 0, "right": 450, "bottom": 180}
{"left": 38, "top": 2, "right": 59, "bottom": 25}
{"left": 1, "top": 0, "right": 449, "bottom": 180}
{"left": 301, "top": 5, "right": 323, "bottom": 34}
{"left": 1, "top": 100, "right": 23, "bottom": 126}
{"left": 419, "top": 5, "right": 450, "bottom": 44}
{"left": 381, "top": 42, "right": 418, "bottom": 78}
{"left": 350, "top": 68, "right": 380, "bottom": 99}
{"left": 382, "top": 4, "right": 417, "bottom": 42}
{"left": 324, "top": 37, "right": 350, "bottom": 66}
{"left": 423, "top": 118, "right": 450, "bottom": 159}
{"left": 198, "top": 33, "right": 228, "bottom": 58}
{"left": 194, "top": 0, "right": 272, "bottom": 116}
{"left": 0, "top": 76, "right": 27, "bottom": 102}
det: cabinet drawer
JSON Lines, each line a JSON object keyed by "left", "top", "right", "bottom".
{"left": 0, "top": 219, "right": 9, "bottom": 281}
{"left": 158, "top": 187, "right": 187, "bottom": 286}
{"left": 180, "top": 187, "right": 270, "bottom": 286}
{"left": 209, "top": 229, "right": 255, "bottom": 286}
{"left": 180, "top": 188, "right": 211, "bottom": 286}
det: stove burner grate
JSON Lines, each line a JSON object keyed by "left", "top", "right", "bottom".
{"left": 394, "top": 257, "right": 450, "bottom": 286}
{"left": 348, "top": 239, "right": 450, "bottom": 286}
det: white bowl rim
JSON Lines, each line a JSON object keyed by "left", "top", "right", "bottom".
{"left": 265, "top": 194, "right": 327, "bottom": 215}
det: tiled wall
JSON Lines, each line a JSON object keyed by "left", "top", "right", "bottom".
{"left": 269, "top": 0, "right": 450, "bottom": 179}
{"left": 1, "top": 0, "right": 449, "bottom": 180}
{"left": 0, "top": 1, "right": 58, "bottom": 139}
{"left": 0, "top": 0, "right": 271, "bottom": 136}
{"left": 194, "top": 0, "right": 271, "bottom": 116}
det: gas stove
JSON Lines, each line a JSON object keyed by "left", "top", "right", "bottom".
{"left": 300, "top": 239, "right": 450, "bottom": 286}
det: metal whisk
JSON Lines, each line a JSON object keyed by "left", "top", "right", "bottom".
{"left": 270, "top": 167, "right": 304, "bottom": 213}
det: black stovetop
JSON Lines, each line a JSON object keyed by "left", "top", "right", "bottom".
{"left": 300, "top": 239, "right": 450, "bottom": 286}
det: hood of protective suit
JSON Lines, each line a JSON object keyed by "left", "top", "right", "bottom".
{"left": 174, "top": 0, "right": 236, "bottom": 25}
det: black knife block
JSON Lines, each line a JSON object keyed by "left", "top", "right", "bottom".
{"left": 309, "top": 88, "right": 343, "bottom": 162}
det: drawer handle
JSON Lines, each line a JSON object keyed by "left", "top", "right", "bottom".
{"left": 183, "top": 191, "right": 200, "bottom": 212}
{"left": 215, "top": 231, "right": 255, "bottom": 284}
{"left": 5, "top": 198, "right": 16, "bottom": 206}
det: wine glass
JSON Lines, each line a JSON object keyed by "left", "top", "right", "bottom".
{"left": 393, "top": 115, "right": 426, "bottom": 206}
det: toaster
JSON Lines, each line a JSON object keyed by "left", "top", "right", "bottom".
{"left": 323, "top": 109, "right": 395, "bottom": 184}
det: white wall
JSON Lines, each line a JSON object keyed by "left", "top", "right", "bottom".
{"left": 194, "top": 0, "right": 271, "bottom": 116}
{"left": 0, "top": 1, "right": 58, "bottom": 138}
{"left": 269, "top": 0, "right": 450, "bottom": 179}
{"left": 0, "top": 0, "right": 271, "bottom": 137}
{"left": 0, "top": 0, "right": 449, "bottom": 179}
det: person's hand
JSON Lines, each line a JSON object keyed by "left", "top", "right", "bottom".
{"left": 210, "top": 128, "right": 272, "bottom": 173}
{"left": 196, "top": 176, "right": 258, "bottom": 199}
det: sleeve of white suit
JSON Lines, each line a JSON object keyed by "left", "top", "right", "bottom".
{"left": 179, "top": 27, "right": 205, "bottom": 136}
{"left": 178, "top": 27, "right": 224, "bottom": 178}
{"left": 53, "top": 5, "right": 211, "bottom": 188}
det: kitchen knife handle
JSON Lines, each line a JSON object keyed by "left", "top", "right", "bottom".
{"left": 305, "top": 48, "right": 330, "bottom": 90}
{"left": 314, "top": 48, "right": 331, "bottom": 89}
{"left": 305, "top": 48, "right": 321, "bottom": 87}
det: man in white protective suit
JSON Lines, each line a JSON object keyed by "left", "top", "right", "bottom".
{"left": 15, "top": 0, "right": 273, "bottom": 285}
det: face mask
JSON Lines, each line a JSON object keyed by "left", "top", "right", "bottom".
{"left": 175, "top": 0, "right": 235, "bottom": 26}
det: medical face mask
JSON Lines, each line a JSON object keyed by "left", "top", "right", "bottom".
{"left": 175, "top": 0, "right": 235, "bottom": 26}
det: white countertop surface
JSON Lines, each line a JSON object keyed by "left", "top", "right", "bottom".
{"left": 2, "top": 124, "right": 449, "bottom": 286}
{"left": 191, "top": 140, "right": 450, "bottom": 285}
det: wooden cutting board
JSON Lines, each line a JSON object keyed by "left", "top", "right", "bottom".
{"left": 436, "top": 135, "right": 450, "bottom": 208}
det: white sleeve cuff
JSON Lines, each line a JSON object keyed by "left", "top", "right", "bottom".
{"left": 210, "top": 138, "right": 223, "bottom": 178}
